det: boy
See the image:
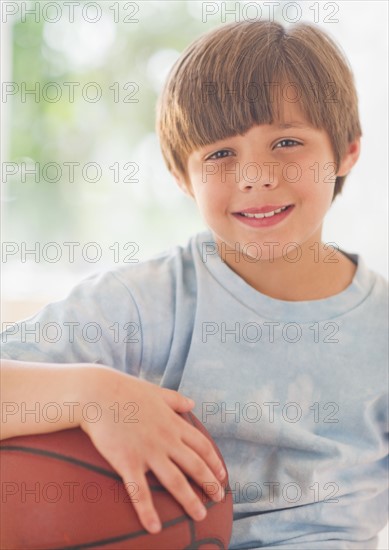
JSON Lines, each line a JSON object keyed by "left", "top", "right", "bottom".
{"left": 1, "top": 20, "right": 388, "bottom": 549}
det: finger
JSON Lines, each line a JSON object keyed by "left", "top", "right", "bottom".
{"left": 121, "top": 466, "right": 162, "bottom": 535}
{"left": 150, "top": 457, "right": 208, "bottom": 522}
{"left": 179, "top": 420, "right": 227, "bottom": 482}
{"left": 169, "top": 444, "right": 225, "bottom": 503}
{"left": 159, "top": 387, "right": 195, "bottom": 412}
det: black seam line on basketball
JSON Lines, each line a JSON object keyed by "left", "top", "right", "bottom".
{"left": 188, "top": 517, "right": 196, "bottom": 544}
{"left": 0, "top": 446, "right": 217, "bottom": 501}
{"left": 51, "top": 502, "right": 218, "bottom": 550}
{"left": 0, "top": 445, "right": 122, "bottom": 481}
{"left": 0, "top": 446, "right": 226, "bottom": 498}
{"left": 184, "top": 538, "right": 225, "bottom": 550}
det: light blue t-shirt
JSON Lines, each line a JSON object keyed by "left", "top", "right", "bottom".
{"left": 1, "top": 231, "right": 388, "bottom": 549}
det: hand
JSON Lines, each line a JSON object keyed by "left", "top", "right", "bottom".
{"left": 79, "top": 366, "right": 226, "bottom": 534}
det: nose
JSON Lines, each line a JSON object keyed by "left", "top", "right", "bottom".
{"left": 237, "top": 160, "right": 279, "bottom": 192}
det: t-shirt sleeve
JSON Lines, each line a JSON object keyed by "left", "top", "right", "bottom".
{"left": 0, "top": 270, "right": 142, "bottom": 376}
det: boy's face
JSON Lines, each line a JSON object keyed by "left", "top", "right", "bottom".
{"left": 178, "top": 100, "right": 359, "bottom": 263}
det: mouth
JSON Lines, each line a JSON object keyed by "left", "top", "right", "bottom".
{"left": 232, "top": 204, "right": 294, "bottom": 227}
{"left": 234, "top": 204, "right": 293, "bottom": 219}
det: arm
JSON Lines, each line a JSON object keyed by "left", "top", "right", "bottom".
{"left": 1, "top": 359, "right": 88, "bottom": 439}
{"left": 0, "top": 359, "right": 226, "bottom": 534}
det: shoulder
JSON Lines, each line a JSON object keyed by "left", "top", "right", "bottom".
{"left": 103, "top": 231, "right": 208, "bottom": 382}
{"left": 0, "top": 233, "right": 208, "bottom": 375}
{"left": 340, "top": 251, "right": 388, "bottom": 327}
{"left": 105, "top": 232, "right": 203, "bottom": 308}
{"left": 354, "top": 254, "right": 388, "bottom": 300}
{"left": 62, "top": 231, "right": 207, "bottom": 303}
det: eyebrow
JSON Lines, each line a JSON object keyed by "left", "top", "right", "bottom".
{"left": 194, "top": 121, "right": 313, "bottom": 159}
{"left": 276, "top": 122, "right": 310, "bottom": 129}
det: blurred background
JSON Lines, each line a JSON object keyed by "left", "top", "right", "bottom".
{"left": 1, "top": 0, "right": 388, "bottom": 322}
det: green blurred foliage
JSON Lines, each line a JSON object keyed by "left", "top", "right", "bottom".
{"left": 4, "top": 1, "right": 283, "bottom": 262}
{"left": 6, "top": 1, "right": 222, "bottom": 245}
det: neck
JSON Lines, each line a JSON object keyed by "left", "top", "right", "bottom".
{"left": 216, "top": 232, "right": 356, "bottom": 301}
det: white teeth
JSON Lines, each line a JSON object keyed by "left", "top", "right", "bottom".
{"left": 241, "top": 206, "right": 288, "bottom": 219}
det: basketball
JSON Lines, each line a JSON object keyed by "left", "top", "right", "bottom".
{"left": 0, "top": 410, "right": 233, "bottom": 549}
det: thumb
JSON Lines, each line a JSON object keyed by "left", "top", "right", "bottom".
{"left": 159, "top": 387, "right": 195, "bottom": 412}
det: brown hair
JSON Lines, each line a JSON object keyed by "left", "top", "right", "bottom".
{"left": 156, "top": 20, "right": 361, "bottom": 200}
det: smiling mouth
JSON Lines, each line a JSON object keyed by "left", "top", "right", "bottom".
{"left": 237, "top": 205, "right": 292, "bottom": 219}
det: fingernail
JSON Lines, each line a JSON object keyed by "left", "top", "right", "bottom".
{"left": 149, "top": 520, "right": 161, "bottom": 533}
{"left": 218, "top": 467, "right": 226, "bottom": 480}
{"left": 195, "top": 505, "right": 207, "bottom": 520}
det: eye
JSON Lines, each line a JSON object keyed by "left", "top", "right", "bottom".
{"left": 274, "top": 139, "right": 301, "bottom": 149}
{"left": 206, "top": 149, "right": 234, "bottom": 161}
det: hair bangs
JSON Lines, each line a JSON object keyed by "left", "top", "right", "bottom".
{"left": 156, "top": 20, "right": 361, "bottom": 198}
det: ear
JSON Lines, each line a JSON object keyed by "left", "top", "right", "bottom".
{"left": 337, "top": 137, "right": 361, "bottom": 177}
{"left": 172, "top": 170, "right": 195, "bottom": 199}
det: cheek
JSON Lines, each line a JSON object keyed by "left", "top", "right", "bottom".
{"left": 296, "top": 158, "right": 336, "bottom": 205}
{"left": 195, "top": 178, "right": 229, "bottom": 213}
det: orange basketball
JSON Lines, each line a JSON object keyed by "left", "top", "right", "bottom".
{"left": 0, "top": 411, "right": 233, "bottom": 549}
